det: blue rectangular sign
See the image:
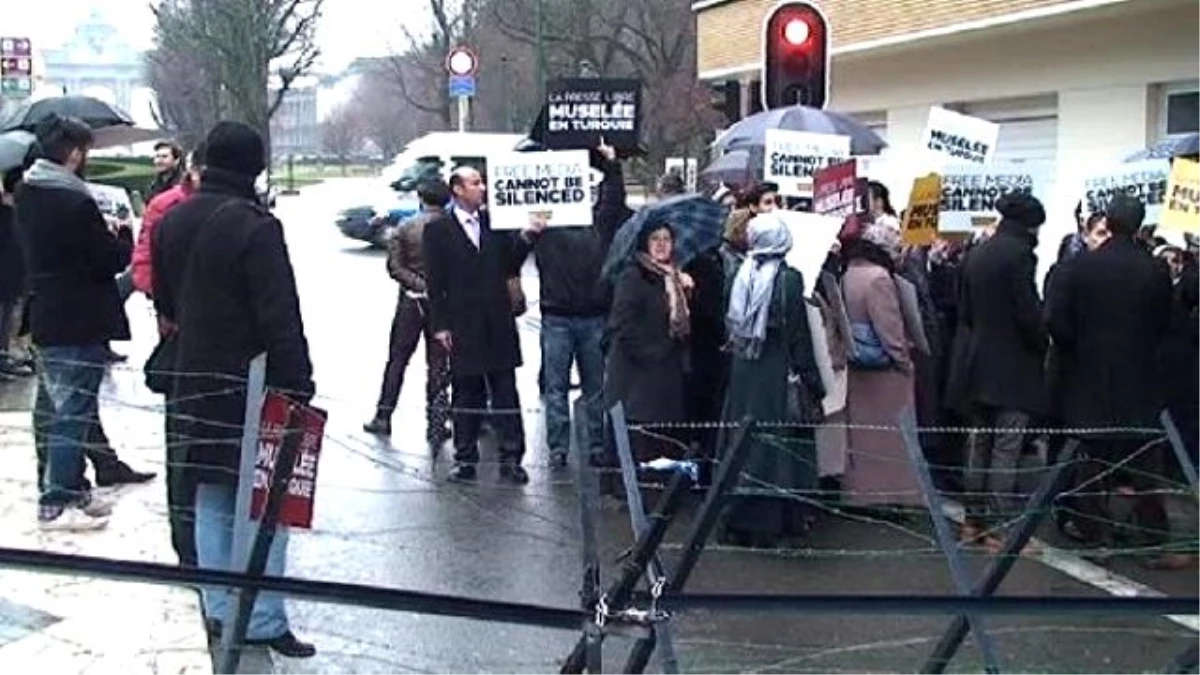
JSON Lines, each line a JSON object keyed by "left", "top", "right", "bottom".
{"left": 449, "top": 74, "right": 476, "bottom": 98}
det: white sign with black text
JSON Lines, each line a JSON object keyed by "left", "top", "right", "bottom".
{"left": 1082, "top": 158, "right": 1171, "bottom": 225}
{"left": 939, "top": 162, "right": 1047, "bottom": 233}
{"left": 486, "top": 150, "right": 594, "bottom": 230}
{"left": 922, "top": 107, "right": 1000, "bottom": 165}
{"left": 763, "top": 129, "right": 851, "bottom": 197}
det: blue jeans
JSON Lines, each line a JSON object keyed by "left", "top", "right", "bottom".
{"left": 195, "top": 483, "right": 289, "bottom": 640}
{"left": 37, "top": 345, "right": 108, "bottom": 506}
{"left": 540, "top": 315, "right": 605, "bottom": 454}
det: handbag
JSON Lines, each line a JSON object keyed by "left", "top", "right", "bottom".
{"left": 847, "top": 321, "right": 893, "bottom": 370}
{"left": 144, "top": 333, "right": 178, "bottom": 394}
{"left": 507, "top": 277, "right": 527, "bottom": 317}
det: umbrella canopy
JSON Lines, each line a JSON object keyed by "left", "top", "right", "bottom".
{"left": 1, "top": 95, "right": 136, "bottom": 132}
{"left": 602, "top": 193, "right": 727, "bottom": 280}
{"left": 699, "top": 148, "right": 761, "bottom": 188}
{"left": 92, "top": 125, "right": 166, "bottom": 149}
{"left": 1124, "top": 132, "right": 1199, "bottom": 162}
{"left": 0, "top": 130, "right": 37, "bottom": 174}
{"left": 713, "top": 105, "right": 887, "bottom": 156}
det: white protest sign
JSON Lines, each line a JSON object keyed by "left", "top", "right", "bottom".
{"left": 763, "top": 129, "right": 851, "bottom": 197}
{"left": 486, "top": 150, "right": 594, "bottom": 230}
{"left": 777, "top": 211, "right": 843, "bottom": 294}
{"left": 939, "top": 162, "right": 1048, "bottom": 233}
{"left": 1082, "top": 158, "right": 1171, "bottom": 225}
{"left": 921, "top": 107, "right": 1000, "bottom": 165}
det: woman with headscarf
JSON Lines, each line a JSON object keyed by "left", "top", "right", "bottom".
{"left": 718, "top": 213, "right": 825, "bottom": 548}
{"left": 840, "top": 222, "right": 921, "bottom": 511}
{"left": 605, "top": 221, "right": 693, "bottom": 465}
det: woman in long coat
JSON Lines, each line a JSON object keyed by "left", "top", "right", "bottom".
{"left": 605, "top": 222, "right": 693, "bottom": 462}
{"left": 719, "top": 213, "right": 825, "bottom": 547}
{"left": 840, "top": 223, "right": 921, "bottom": 509}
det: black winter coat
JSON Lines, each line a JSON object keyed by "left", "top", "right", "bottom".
{"left": 951, "top": 220, "right": 1049, "bottom": 415}
{"left": 0, "top": 204, "right": 25, "bottom": 304}
{"left": 604, "top": 264, "right": 687, "bottom": 423}
{"left": 15, "top": 183, "right": 131, "bottom": 346}
{"left": 1046, "top": 236, "right": 1173, "bottom": 430}
{"left": 153, "top": 169, "right": 314, "bottom": 485}
{"left": 423, "top": 208, "right": 524, "bottom": 377}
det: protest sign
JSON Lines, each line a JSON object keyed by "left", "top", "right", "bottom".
{"left": 921, "top": 107, "right": 999, "bottom": 165}
{"left": 777, "top": 211, "right": 843, "bottom": 293}
{"left": 251, "top": 392, "right": 327, "bottom": 530}
{"left": 813, "top": 159, "right": 868, "bottom": 220}
{"left": 1082, "top": 158, "right": 1171, "bottom": 225}
{"left": 763, "top": 129, "right": 850, "bottom": 197}
{"left": 1160, "top": 158, "right": 1199, "bottom": 234}
{"left": 545, "top": 78, "right": 641, "bottom": 150}
{"left": 901, "top": 173, "right": 942, "bottom": 246}
{"left": 939, "top": 162, "right": 1043, "bottom": 233}
{"left": 486, "top": 150, "right": 593, "bottom": 230}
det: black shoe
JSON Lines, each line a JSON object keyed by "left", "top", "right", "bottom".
{"left": 248, "top": 630, "right": 317, "bottom": 659}
{"left": 363, "top": 418, "right": 391, "bottom": 436}
{"left": 499, "top": 463, "right": 529, "bottom": 485}
{"left": 95, "top": 462, "right": 156, "bottom": 487}
{"left": 0, "top": 358, "right": 35, "bottom": 378}
{"left": 104, "top": 348, "right": 128, "bottom": 364}
{"left": 447, "top": 463, "right": 477, "bottom": 482}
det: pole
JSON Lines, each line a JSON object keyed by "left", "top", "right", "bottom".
{"left": 536, "top": 0, "right": 546, "bottom": 101}
{"left": 457, "top": 96, "right": 469, "bottom": 133}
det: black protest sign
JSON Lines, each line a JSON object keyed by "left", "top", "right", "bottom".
{"left": 545, "top": 78, "right": 642, "bottom": 150}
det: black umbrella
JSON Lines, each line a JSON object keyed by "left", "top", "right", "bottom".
{"left": 699, "top": 148, "right": 762, "bottom": 188}
{"left": 0, "top": 130, "right": 37, "bottom": 174}
{"left": 1, "top": 95, "right": 136, "bottom": 132}
{"left": 1124, "top": 132, "right": 1199, "bottom": 162}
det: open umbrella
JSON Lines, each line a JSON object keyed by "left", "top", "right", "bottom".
{"left": 92, "top": 125, "right": 165, "bottom": 149}
{"left": 602, "top": 193, "right": 727, "bottom": 280}
{"left": 713, "top": 105, "right": 887, "bottom": 156}
{"left": 1, "top": 95, "right": 136, "bottom": 132}
{"left": 699, "top": 148, "right": 761, "bottom": 188}
{"left": 1124, "top": 132, "right": 1199, "bottom": 162}
{"left": 0, "top": 130, "right": 37, "bottom": 174}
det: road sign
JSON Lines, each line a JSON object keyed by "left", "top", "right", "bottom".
{"left": 1, "top": 77, "right": 32, "bottom": 99}
{"left": 449, "top": 74, "right": 476, "bottom": 98}
{"left": 445, "top": 46, "right": 478, "bottom": 77}
{"left": 0, "top": 37, "right": 31, "bottom": 58}
{"left": 1, "top": 57, "right": 30, "bottom": 75}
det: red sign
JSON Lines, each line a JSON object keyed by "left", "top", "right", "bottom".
{"left": 0, "top": 38, "right": 31, "bottom": 58}
{"left": 250, "top": 391, "right": 327, "bottom": 529}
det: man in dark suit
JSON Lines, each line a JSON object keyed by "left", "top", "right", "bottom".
{"left": 423, "top": 166, "right": 529, "bottom": 484}
{"left": 1047, "top": 195, "right": 1175, "bottom": 559}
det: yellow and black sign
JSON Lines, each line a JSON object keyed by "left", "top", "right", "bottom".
{"left": 1161, "top": 158, "right": 1199, "bottom": 234}
{"left": 901, "top": 173, "right": 942, "bottom": 246}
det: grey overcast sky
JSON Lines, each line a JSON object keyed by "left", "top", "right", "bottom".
{"left": 6, "top": 0, "right": 424, "bottom": 73}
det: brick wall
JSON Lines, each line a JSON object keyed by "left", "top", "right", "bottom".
{"left": 697, "top": 0, "right": 1082, "bottom": 73}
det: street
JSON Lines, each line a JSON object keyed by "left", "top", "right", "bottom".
{"left": 0, "top": 178, "right": 1196, "bottom": 674}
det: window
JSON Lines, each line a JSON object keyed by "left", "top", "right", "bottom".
{"left": 1166, "top": 90, "right": 1198, "bottom": 135}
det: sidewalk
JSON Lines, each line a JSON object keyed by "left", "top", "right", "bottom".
{"left": 0, "top": 408, "right": 212, "bottom": 674}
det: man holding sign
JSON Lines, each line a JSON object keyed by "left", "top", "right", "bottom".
{"left": 423, "top": 167, "right": 529, "bottom": 484}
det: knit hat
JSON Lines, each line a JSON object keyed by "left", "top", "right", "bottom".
{"left": 996, "top": 192, "right": 1046, "bottom": 229}
{"left": 203, "top": 121, "right": 266, "bottom": 178}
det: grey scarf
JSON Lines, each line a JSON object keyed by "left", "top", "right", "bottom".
{"left": 23, "top": 158, "right": 91, "bottom": 197}
{"left": 726, "top": 213, "right": 793, "bottom": 360}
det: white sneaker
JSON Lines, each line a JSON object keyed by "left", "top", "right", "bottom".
{"left": 38, "top": 506, "right": 110, "bottom": 532}
{"left": 79, "top": 495, "right": 114, "bottom": 518}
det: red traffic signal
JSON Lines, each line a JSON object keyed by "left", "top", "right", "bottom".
{"left": 762, "top": 1, "right": 829, "bottom": 110}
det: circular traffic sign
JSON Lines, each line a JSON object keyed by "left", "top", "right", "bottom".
{"left": 445, "top": 47, "right": 478, "bottom": 76}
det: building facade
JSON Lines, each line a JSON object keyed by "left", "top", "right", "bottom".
{"left": 41, "top": 10, "right": 143, "bottom": 114}
{"left": 695, "top": 0, "right": 1199, "bottom": 242}
{"left": 269, "top": 86, "right": 320, "bottom": 158}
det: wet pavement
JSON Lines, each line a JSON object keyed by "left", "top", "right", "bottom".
{"left": 0, "top": 177, "right": 1195, "bottom": 673}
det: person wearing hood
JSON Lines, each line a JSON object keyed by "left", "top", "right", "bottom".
{"left": 14, "top": 115, "right": 134, "bottom": 530}
{"left": 1047, "top": 196, "right": 1177, "bottom": 563}
{"left": 718, "top": 212, "right": 824, "bottom": 547}
{"left": 951, "top": 193, "right": 1049, "bottom": 547}
{"left": 517, "top": 141, "right": 631, "bottom": 468}
{"left": 153, "top": 121, "right": 316, "bottom": 657}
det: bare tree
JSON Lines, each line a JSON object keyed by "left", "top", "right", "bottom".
{"left": 353, "top": 66, "right": 438, "bottom": 159}
{"left": 145, "top": 0, "right": 221, "bottom": 146}
{"left": 320, "top": 105, "right": 365, "bottom": 172}
{"left": 147, "top": 0, "right": 325, "bottom": 161}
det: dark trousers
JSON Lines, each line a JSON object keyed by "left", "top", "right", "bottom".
{"left": 451, "top": 369, "right": 524, "bottom": 465}
{"left": 164, "top": 399, "right": 197, "bottom": 567}
{"left": 375, "top": 294, "right": 451, "bottom": 441}
{"left": 964, "top": 406, "right": 1033, "bottom": 529}
{"left": 1062, "top": 437, "right": 1170, "bottom": 546}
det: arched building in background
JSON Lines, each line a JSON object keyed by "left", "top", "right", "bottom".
{"left": 41, "top": 9, "right": 144, "bottom": 117}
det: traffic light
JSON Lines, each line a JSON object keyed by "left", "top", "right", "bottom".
{"left": 762, "top": 1, "right": 829, "bottom": 110}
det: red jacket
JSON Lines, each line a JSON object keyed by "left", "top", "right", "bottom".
{"left": 132, "top": 182, "right": 193, "bottom": 295}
